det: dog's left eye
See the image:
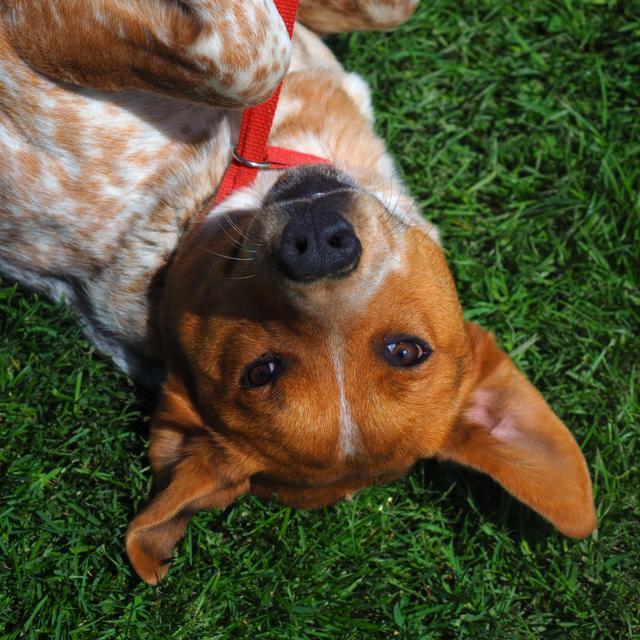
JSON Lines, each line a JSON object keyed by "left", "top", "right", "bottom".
{"left": 242, "top": 355, "right": 282, "bottom": 388}
{"left": 383, "top": 337, "right": 431, "bottom": 368}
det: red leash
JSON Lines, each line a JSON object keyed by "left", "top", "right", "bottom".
{"left": 213, "top": 0, "right": 330, "bottom": 206}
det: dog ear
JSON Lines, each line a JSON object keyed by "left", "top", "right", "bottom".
{"left": 438, "top": 323, "right": 596, "bottom": 538}
{"left": 126, "top": 376, "right": 254, "bottom": 584}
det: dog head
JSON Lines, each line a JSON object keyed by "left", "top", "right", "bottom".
{"left": 126, "top": 163, "right": 595, "bottom": 583}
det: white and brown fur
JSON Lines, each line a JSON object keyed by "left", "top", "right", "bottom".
{"left": 0, "top": 0, "right": 418, "bottom": 381}
{"left": 0, "top": 0, "right": 596, "bottom": 585}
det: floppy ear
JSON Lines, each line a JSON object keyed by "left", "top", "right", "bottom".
{"left": 126, "top": 376, "right": 254, "bottom": 584}
{"left": 438, "top": 323, "right": 596, "bottom": 538}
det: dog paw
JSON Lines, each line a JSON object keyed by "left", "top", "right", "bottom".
{"left": 363, "top": 0, "right": 420, "bottom": 30}
{"left": 187, "top": 0, "right": 292, "bottom": 106}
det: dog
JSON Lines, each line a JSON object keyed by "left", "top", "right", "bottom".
{"left": 0, "top": 0, "right": 596, "bottom": 584}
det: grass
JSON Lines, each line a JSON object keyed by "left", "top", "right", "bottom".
{"left": 1, "top": 0, "right": 639, "bottom": 637}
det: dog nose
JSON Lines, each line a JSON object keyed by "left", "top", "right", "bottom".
{"left": 277, "top": 203, "right": 361, "bottom": 282}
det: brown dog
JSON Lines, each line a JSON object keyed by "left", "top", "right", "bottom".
{"left": 0, "top": 0, "right": 595, "bottom": 584}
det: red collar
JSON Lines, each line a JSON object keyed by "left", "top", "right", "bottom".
{"left": 212, "top": 0, "right": 330, "bottom": 207}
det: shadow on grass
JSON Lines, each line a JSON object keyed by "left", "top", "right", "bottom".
{"left": 414, "top": 458, "right": 554, "bottom": 545}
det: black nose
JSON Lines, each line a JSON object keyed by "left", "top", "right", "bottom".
{"left": 277, "top": 197, "right": 361, "bottom": 282}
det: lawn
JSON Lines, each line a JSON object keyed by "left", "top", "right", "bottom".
{"left": 1, "top": 0, "right": 639, "bottom": 638}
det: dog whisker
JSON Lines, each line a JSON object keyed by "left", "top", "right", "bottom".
{"left": 222, "top": 272, "right": 258, "bottom": 281}
{"left": 214, "top": 214, "right": 260, "bottom": 253}
{"left": 202, "top": 248, "right": 255, "bottom": 261}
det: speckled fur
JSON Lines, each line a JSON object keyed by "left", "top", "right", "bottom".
{"left": 0, "top": 0, "right": 424, "bottom": 382}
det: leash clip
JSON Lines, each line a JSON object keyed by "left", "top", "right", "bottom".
{"left": 232, "top": 147, "right": 271, "bottom": 170}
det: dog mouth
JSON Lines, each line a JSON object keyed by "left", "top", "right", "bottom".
{"left": 263, "top": 165, "right": 356, "bottom": 207}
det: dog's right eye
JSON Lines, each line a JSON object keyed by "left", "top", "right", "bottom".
{"left": 382, "top": 336, "right": 432, "bottom": 368}
{"left": 241, "top": 355, "right": 282, "bottom": 388}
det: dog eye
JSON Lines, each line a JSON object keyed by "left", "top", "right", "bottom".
{"left": 383, "top": 337, "right": 431, "bottom": 368}
{"left": 242, "top": 355, "right": 282, "bottom": 388}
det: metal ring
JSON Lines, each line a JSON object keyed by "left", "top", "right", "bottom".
{"left": 232, "top": 147, "right": 271, "bottom": 169}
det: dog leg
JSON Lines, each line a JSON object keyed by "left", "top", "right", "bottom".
{"left": 298, "top": 0, "right": 419, "bottom": 33}
{"left": 0, "top": 0, "right": 291, "bottom": 108}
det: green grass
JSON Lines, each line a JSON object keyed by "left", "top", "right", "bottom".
{"left": 1, "top": 0, "right": 639, "bottom": 637}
